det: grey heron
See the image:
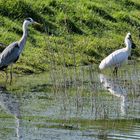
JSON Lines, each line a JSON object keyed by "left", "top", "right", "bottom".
{"left": 0, "top": 18, "right": 39, "bottom": 83}
{"left": 99, "top": 32, "right": 136, "bottom": 75}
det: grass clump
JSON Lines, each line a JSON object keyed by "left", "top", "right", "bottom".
{"left": 0, "top": 0, "right": 140, "bottom": 74}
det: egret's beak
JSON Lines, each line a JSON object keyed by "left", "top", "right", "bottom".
{"left": 132, "top": 42, "right": 136, "bottom": 49}
{"left": 129, "top": 35, "right": 136, "bottom": 49}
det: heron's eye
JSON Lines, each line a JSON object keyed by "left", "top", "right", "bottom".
{"left": 25, "top": 18, "right": 32, "bottom": 22}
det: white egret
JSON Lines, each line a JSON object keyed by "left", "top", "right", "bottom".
{"left": 99, "top": 33, "right": 136, "bottom": 75}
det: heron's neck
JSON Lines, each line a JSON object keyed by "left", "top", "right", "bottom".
{"left": 18, "top": 23, "right": 28, "bottom": 52}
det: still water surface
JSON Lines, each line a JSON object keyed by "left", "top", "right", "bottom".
{"left": 0, "top": 65, "right": 140, "bottom": 140}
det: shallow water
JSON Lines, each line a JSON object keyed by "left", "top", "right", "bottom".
{"left": 0, "top": 65, "right": 140, "bottom": 140}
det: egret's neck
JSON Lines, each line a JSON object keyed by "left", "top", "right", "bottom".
{"left": 18, "top": 22, "right": 28, "bottom": 52}
{"left": 125, "top": 39, "right": 132, "bottom": 56}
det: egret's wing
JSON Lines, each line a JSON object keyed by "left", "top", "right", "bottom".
{"left": 99, "top": 49, "right": 128, "bottom": 69}
{"left": 109, "top": 49, "right": 128, "bottom": 65}
{"left": 0, "top": 42, "right": 20, "bottom": 67}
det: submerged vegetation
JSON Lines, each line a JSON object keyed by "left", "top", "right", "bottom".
{"left": 0, "top": 0, "right": 140, "bottom": 73}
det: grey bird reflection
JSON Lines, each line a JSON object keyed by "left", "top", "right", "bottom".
{"left": 0, "top": 86, "right": 22, "bottom": 140}
{"left": 99, "top": 74, "right": 128, "bottom": 115}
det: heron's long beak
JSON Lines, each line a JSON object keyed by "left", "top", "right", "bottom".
{"left": 33, "top": 21, "right": 41, "bottom": 26}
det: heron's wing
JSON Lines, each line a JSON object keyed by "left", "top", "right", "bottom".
{"left": 0, "top": 42, "right": 20, "bottom": 67}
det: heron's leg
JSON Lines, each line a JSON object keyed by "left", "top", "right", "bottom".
{"left": 0, "top": 71, "right": 5, "bottom": 78}
{"left": 5, "top": 68, "right": 8, "bottom": 83}
{"left": 10, "top": 65, "right": 13, "bottom": 84}
{"left": 113, "top": 67, "right": 118, "bottom": 76}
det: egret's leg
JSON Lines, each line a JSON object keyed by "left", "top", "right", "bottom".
{"left": 10, "top": 65, "right": 13, "bottom": 84}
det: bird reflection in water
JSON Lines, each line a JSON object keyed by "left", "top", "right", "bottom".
{"left": 0, "top": 86, "right": 22, "bottom": 140}
{"left": 99, "top": 74, "right": 128, "bottom": 115}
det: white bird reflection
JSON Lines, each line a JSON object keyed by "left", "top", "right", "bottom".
{"left": 99, "top": 74, "right": 128, "bottom": 115}
{"left": 0, "top": 86, "right": 23, "bottom": 140}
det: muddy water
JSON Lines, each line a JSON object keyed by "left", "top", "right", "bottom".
{"left": 0, "top": 65, "right": 140, "bottom": 140}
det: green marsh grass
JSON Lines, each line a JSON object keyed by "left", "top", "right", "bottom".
{"left": 0, "top": 0, "right": 140, "bottom": 74}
